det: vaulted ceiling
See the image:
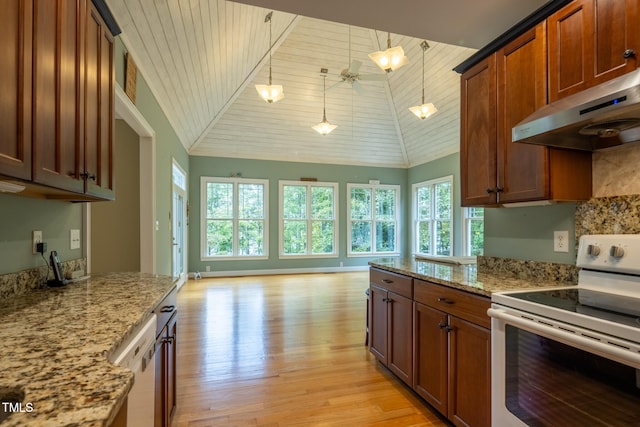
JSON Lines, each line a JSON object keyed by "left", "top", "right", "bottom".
{"left": 106, "top": 0, "right": 549, "bottom": 168}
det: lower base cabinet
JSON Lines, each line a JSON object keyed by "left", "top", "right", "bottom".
{"left": 154, "top": 288, "right": 178, "bottom": 427}
{"left": 369, "top": 268, "right": 491, "bottom": 427}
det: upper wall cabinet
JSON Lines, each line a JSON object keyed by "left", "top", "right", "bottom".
{"left": 461, "top": 24, "right": 592, "bottom": 207}
{"left": 548, "top": 0, "right": 640, "bottom": 101}
{"left": 0, "top": 0, "right": 115, "bottom": 201}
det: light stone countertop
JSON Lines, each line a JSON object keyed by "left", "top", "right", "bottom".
{"left": 369, "top": 258, "right": 576, "bottom": 297}
{"left": 0, "top": 272, "right": 176, "bottom": 427}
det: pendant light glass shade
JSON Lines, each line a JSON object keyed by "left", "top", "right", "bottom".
{"left": 255, "top": 12, "right": 284, "bottom": 103}
{"left": 312, "top": 68, "right": 337, "bottom": 136}
{"left": 368, "top": 32, "right": 408, "bottom": 73}
{"left": 409, "top": 41, "right": 437, "bottom": 120}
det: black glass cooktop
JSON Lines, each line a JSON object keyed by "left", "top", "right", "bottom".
{"left": 505, "top": 288, "right": 640, "bottom": 329}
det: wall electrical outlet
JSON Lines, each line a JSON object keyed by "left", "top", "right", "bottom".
{"left": 70, "top": 229, "right": 81, "bottom": 250}
{"left": 554, "top": 230, "right": 569, "bottom": 253}
{"left": 32, "top": 230, "right": 43, "bottom": 254}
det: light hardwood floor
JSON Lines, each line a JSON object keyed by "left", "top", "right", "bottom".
{"left": 172, "top": 272, "right": 449, "bottom": 426}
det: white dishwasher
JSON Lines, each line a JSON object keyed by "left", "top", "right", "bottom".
{"left": 110, "top": 314, "right": 157, "bottom": 427}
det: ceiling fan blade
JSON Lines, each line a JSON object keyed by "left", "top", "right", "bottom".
{"left": 349, "top": 59, "right": 362, "bottom": 74}
{"left": 326, "top": 80, "right": 344, "bottom": 92}
{"left": 352, "top": 80, "right": 365, "bottom": 95}
{"left": 359, "top": 73, "right": 387, "bottom": 81}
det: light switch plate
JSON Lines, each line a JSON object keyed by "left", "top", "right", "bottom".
{"left": 70, "top": 229, "right": 81, "bottom": 250}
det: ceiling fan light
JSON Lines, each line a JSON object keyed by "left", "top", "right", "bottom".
{"left": 255, "top": 84, "right": 284, "bottom": 103}
{"left": 409, "top": 102, "right": 438, "bottom": 120}
{"left": 312, "top": 119, "right": 337, "bottom": 136}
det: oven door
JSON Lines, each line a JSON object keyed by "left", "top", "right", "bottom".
{"left": 489, "top": 305, "right": 640, "bottom": 427}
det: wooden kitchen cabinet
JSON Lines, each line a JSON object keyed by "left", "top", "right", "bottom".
{"left": 154, "top": 288, "right": 178, "bottom": 427}
{"left": 369, "top": 268, "right": 413, "bottom": 386}
{"left": 0, "top": 0, "right": 115, "bottom": 201}
{"left": 548, "top": 0, "right": 640, "bottom": 102}
{"left": 461, "top": 23, "right": 591, "bottom": 206}
{"left": 414, "top": 279, "right": 491, "bottom": 427}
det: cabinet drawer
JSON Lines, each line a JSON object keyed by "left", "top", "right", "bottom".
{"left": 414, "top": 279, "right": 490, "bottom": 328}
{"left": 370, "top": 268, "right": 413, "bottom": 299}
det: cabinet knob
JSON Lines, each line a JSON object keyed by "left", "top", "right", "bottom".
{"left": 437, "top": 297, "right": 455, "bottom": 305}
{"left": 486, "top": 188, "right": 494, "bottom": 194}
{"left": 623, "top": 49, "right": 636, "bottom": 59}
{"left": 496, "top": 186, "right": 504, "bottom": 193}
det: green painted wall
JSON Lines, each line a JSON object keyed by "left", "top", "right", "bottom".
{"left": 114, "top": 39, "right": 190, "bottom": 276}
{"left": 188, "top": 156, "right": 407, "bottom": 273}
{"left": 0, "top": 194, "right": 83, "bottom": 275}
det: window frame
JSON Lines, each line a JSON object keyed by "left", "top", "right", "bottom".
{"left": 279, "top": 180, "right": 339, "bottom": 259}
{"left": 412, "top": 175, "right": 454, "bottom": 257}
{"left": 463, "top": 207, "right": 484, "bottom": 256}
{"left": 200, "top": 176, "right": 269, "bottom": 261}
{"left": 346, "top": 183, "right": 401, "bottom": 257}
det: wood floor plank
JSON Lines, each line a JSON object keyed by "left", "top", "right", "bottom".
{"left": 172, "top": 272, "right": 449, "bottom": 427}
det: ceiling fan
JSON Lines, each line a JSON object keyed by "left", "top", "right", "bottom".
{"left": 328, "top": 27, "right": 386, "bottom": 94}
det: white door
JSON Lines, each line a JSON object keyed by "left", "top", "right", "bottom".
{"left": 171, "top": 161, "right": 187, "bottom": 282}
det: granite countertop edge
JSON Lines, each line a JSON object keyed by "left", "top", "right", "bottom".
{"left": 0, "top": 272, "right": 176, "bottom": 427}
{"left": 369, "top": 258, "right": 576, "bottom": 297}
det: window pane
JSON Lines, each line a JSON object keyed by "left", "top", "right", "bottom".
{"left": 283, "top": 185, "right": 306, "bottom": 219}
{"left": 238, "top": 220, "right": 264, "bottom": 256}
{"left": 435, "top": 182, "right": 451, "bottom": 219}
{"left": 417, "top": 187, "right": 431, "bottom": 220}
{"left": 239, "top": 184, "right": 264, "bottom": 219}
{"left": 351, "top": 221, "right": 372, "bottom": 252}
{"left": 283, "top": 220, "right": 307, "bottom": 254}
{"left": 436, "top": 220, "right": 451, "bottom": 255}
{"left": 376, "top": 221, "right": 396, "bottom": 252}
{"left": 418, "top": 221, "right": 430, "bottom": 253}
{"left": 376, "top": 189, "right": 396, "bottom": 221}
{"left": 311, "top": 221, "right": 334, "bottom": 254}
{"left": 468, "top": 207, "right": 484, "bottom": 218}
{"left": 350, "top": 188, "right": 372, "bottom": 220}
{"left": 470, "top": 218, "right": 484, "bottom": 255}
{"left": 206, "top": 220, "right": 232, "bottom": 256}
{"left": 311, "top": 186, "right": 334, "bottom": 220}
{"left": 207, "top": 183, "right": 233, "bottom": 218}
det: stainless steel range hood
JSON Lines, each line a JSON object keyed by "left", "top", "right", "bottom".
{"left": 512, "top": 69, "right": 640, "bottom": 151}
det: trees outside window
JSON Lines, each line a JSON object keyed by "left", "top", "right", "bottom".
{"left": 464, "top": 207, "right": 484, "bottom": 256}
{"left": 280, "top": 181, "right": 338, "bottom": 257}
{"left": 348, "top": 183, "right": 400, "bottom": 256}
{"left": 413, "top": 176, "right": 453, "bottom": 256}
{"left": 201, "top": 177, "right": 268, "bottom": 259}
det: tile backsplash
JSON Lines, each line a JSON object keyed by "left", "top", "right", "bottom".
{"left": 0, "top": 258, "right": 86, "bottom": 299}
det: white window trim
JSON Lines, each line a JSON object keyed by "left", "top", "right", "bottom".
{"left": 279, "top": 180, "right": 339, "bottom": 259}
{"left": 200, "top": 176, "right": 269, "bottom": 261}
{"left": 347, "top": 183, "right": 401, "bottom": 257}
{"left": 412, "top": 175, "right": 454, "bottom": 257}
{"left": 462, "top": 207, "right": 484, "bottom": 256}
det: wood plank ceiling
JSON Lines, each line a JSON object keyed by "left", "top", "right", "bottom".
{"left": 107, "top": 0, "right": 493, "bottom": 167}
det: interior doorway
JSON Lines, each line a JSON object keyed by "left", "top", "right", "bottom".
{"left": 172, "top": 160, "right": 187, "bottom": 282}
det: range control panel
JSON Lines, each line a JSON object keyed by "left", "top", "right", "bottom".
{"left": 577, "top": 234, "right": 640, "bottom": 275}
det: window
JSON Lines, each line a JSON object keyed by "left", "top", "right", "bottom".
{"left": 201, "top": 177, "right": 268, "bottom": 259}
{"left": 280, "top": 181, "right": 338, "bottom": 257}
{"left": 413, "top": 176, "right": 453, "bottom": 256}
{"left": 347, "top": 183, "right": 400, "bottom": 256}
{"left": 464, "top": 207, "right": 484, "bottom": 256}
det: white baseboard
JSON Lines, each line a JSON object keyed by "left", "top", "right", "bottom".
{"left": 189, "top": 265, "right": 368, "bottom": 279}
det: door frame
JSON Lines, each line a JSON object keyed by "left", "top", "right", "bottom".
{"left": 171, "top": 158, "right": 188, "bottom": 284}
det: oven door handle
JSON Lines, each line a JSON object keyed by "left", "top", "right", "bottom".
{"left": 488, "top": 308, "right": 640, "bottom": 367}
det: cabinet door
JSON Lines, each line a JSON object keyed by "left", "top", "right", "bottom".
{"left": 32, "top": 0, "right": 84, "bottom": 192}
{"left": 548, "top": 0, "right": 639, "bottom": 102}
{"left": 166, "top": 314, "right": 177, "bottom": 424}
{"left": 368, "top": 284, "right": 388, "bottom": 364}
{"left": 496, "top": 23, "right": 550, "bottom": 203}
{"left": 387, "top": 291, "right": 412, "bottom": 386}
{"left": 460, "top": 55, "right": 497, "bottom": 206}
{"left": 414, "top": 302, "right": 448, "bottom": 415}
{"left": 154, "top": 327, "right": 165, "bottom": 427}
{"left": 448, "top": 317, "right": 491, "bottom": 427}
{"left": 0, "top": 0, "right": 32, "bottom": 180}
{"left": 84, "top": 3, "right": 114, "bottom": 200}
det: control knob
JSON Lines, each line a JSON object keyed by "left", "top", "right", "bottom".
{"left": 609, "top": 245, "right": 625, "bottom": 258}
{"left": 586, "top": 244, "right": 600, "bottom": 256}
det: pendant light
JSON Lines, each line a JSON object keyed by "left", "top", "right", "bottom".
{"left": 312, "top": 68, "right": 337, "bottom": 136}
{"left": 409, "top": 41, "right": 437, "bottom": 120}
{"left": 255, "top": 12, "right": 284, "bottom": 103}
{"left": 368, "top": 32, "right": 408, "bottom": 73}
